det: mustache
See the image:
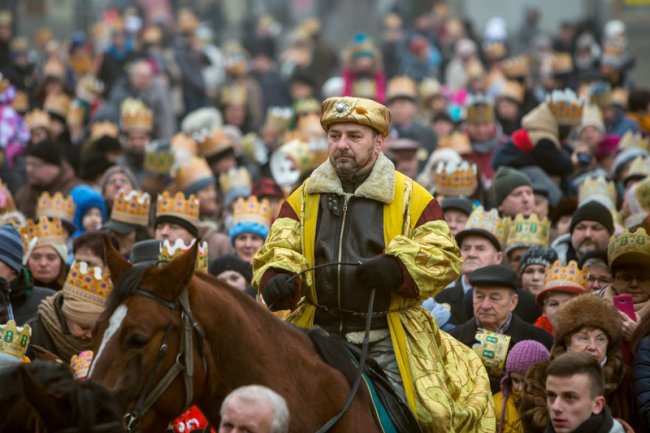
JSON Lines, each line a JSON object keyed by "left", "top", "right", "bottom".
{"left": 333, "top": 150, "right": 354, "bottom": 158}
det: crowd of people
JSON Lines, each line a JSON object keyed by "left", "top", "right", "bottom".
{"left": 0, "top": 1, "right": 650, "bottom": 433}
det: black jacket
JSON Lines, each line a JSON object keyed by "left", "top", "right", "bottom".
{"left": 634, "top": 335, "right": 650, "bottom": 430}
{"left": 9, "top": 269, "right": 55, "bottom": 325}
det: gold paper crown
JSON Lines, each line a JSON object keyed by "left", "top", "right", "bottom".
{"left": 90, "top": 121, "right": 119, "bottom": 141}
{"left": 70, "top": 350, "right": 94, "bottom": 380}
{"left": 43, "top": 58, "right": 66, "bottom": 80}
{"left": 419, "top": 78, "right": 442, "bottom": 100}
{"left": 466, "top": 94, "right": 494, "bottom": 124}
{"left": 437, "top": 132, "right": 471, "bottom": 154}
{"left": 0, "top": 180, "right": 16, "bottom": 213}
{"left": 504, "top": 213, "right": 551, "bottom": 252}
{"left": 610, "top": 87, "right": 628, "bottom": 108}
{"left": 634, "top": 178, "right": 650, "bottom": 211}
{"left": 498, "top": 80, "right": 524, "bottom": 103}
{"left": 232, "top": 196, "right": 273, "bottom": 228}
{"left": 67, "top": 101, "right": 85, "bottom": 127}
{"left": 434, "top": 161, "right": 478, "bottom": 197}
{"left": 36, "top": 192, "right": 75, "bottom": 223}
{"left": 120, "top": 98, "right": 153, "bottom": 132}
{"left": 24, "top": 109, "right": 50, "bottom": 130}
{"left": 21, "top": 216, "right": 66, "bottom": 250}
{"left": 386, "top": 76, "right": 418, "bottom": 101}
{"left": 195, "top": 127, "right": 236, "bottom": 158}
{"left": 294, "top": 98, "right": 320, "bottom": 116}
{"left": 465, "top": 207, "right": 508, "bottom": 247}
{"left": 482, "top": 41, "right": 507, "bottom": 61}
{"left": 156, "top": 191, "right": 199, "bottom": 225}
{"left": 110, "top": 190, "right": 151, "bottom": 227}
{"left": 0, "top": 10, "right": 12, "bottom": 26}
{"left": 219, "top": 167, "right": 252, "bottom": 196}
{"left": 144, "top": 142, "right": 175, "bottom": 175}
{"left": 176, "top": 8, "right": 199, "bottom": 33}
{"left": 618, "top": 131, "right": 650, "bottom": 152}
{"left": 0, "top": 321, "right": 31, "bottom": 361}
{"left": 173, "top": 157, "right": 214, "bottom": 194}
{"left": 0, "top": 73, "right": 9, "bottom": 95}
{"left": 44, "top": 93, "right": 71, "bottom": 118}
{"left": 12, "top": 91, "right": 29, "bottom": 113}
{"left": 543, "top": 260, "right": 587, "bottom": 291}
{"left": 501, "top": 55, "right": 530, "bottom": 78}
{"left": 76, "top": 75, "right": 104, "bottom": 103}
{"left": 547, "top": 88, "right": 584, "bottom": 126}
{"left": 552, "top": 53, "right": 573, "bottom": 74}
{"left": 221, "top": 85, "right": 247, "bottom": 106}
{"left": 142, "top": 25, "right": 163, "bottom": 44}
{"left": 578, "top": 175, "right": 617, "bottom": 210}
{"left": 626, "top": 156, "right": 650, "bottom": 180}
{"left": 63, "top": 260, "right": 113, "bottom": 307}
{"left": 159, "top": 239, "right": 208, "bottom": 272}
{"left": 608, "top": 228, "right": 650, "bottom": 267}
{"left": 171, "top": 133, "right": 199, "bottom": 159}
{"left": 263, "top": 106, "right": 293, "bottom": 131}
{"left": 588, "top": 82, "right": 612, "bottom": 107}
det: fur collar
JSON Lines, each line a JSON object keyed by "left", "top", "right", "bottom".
{"left": 305, "top": 153, "right": 396, "bottom": 204}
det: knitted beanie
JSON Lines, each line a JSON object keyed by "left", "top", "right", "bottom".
{"left": 505, "top": 340, "right": 550, "bottom": 375}
{"left": 492, "top": 167, "right": 532, "bottom": 205}
{"left": 208, "top": 253, "right": 253, "bottom": 283}
{"left": 26, "top": 140, "right": 63, "bottom": 166}
{"left": 0, "top": 224, "right": 24, "bottom": 273}
{"left": 570, "top": 201, "right": 614, "bottom": 234}
{"left": 518, "top": 246, "right": 558, "bottom": 274}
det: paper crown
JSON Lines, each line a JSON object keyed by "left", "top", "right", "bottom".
{"left": 543, "top": 260, "right": 587, "bottom": 291}
{"left": 386, "top": 76, "right": 418, "bottom": 101}
{"left": 171, "top": 132, "right": 199, "bottom": 159}
{"left": 0, "top": 181, "right": 15, "bottom": 214}
{"left": 551, "top": 52, "right": 573, "bottom": 74}
{"left": 501, "top": 55, "right": 530, "bottom": 78}
{"left": 12, "top": 91, "right": 29, "bottom": 113}
{"left": 610, "top": 87, "right": 629, "bottom": 108}
{"left": 618, "top": 131, "right": 650, "bottom": 152}
{"left": 608, "top": 228, "right": 650, "bottom": 267}
{"left": 24, "top": 109, "right": 50, "bottom": 130}
{"left": 220, "top": 85, "right": 247, "bottom": 106}
{"left": 482, "top": 40, "right": 507, "bottom": 61}
{"left": 21, "top": 216, "right": 66, "bottom": 251}
{"left": 110, "top": 190, "right": 151, "bottom": 227}
{"left": 195, "top": 127, "right": 236, "bottom": 158}
{"left": 578, "top": 175, "right": 617, "bottom": 210}
{"left": 505, "top": 213, "right": 551, "bottom": 252}
{"left": 434, "top": 161, "right": 478, "bottom": 197}
{"left": 232, "top": 196, "right": 273, "bottom": 228}
{"left": 263, "top": 106, "right": 293, "bottom": 131}
{"left": 498, "top": 80, "right": 525, "bottom": 104}
{"left": 120, "top": 98, "right": 153, "bottom": 132}
{"left": 0, "top": 74, "right": 9, "bottom": 95}
{"left": 173, "top": 156, "right": 214, "bottom": 193}
{"left": 0, "top": 320, "right": 31, "bottom": 361}
{"left": 159, "top": 239, "right": 208, "bottom": 272}
{"left": 142, "top": 25, "right": 163, "bottom": 44}
{"left": 219, "top": 167, "right": 252, "bottom": 196}
{"left": 70, "top": 350, "right": 94, "bottom": 381}
{"left": 67, "top": 101, "right": 85, "bottom": 127}
{"left": 144, "top": 141, "right": 175, "bottom": 175}
{"left": 437, "top": 132, "right": 471, "bottom": 154}
{"left": 547, "top": 88, "right": 584, "bottom": 126}
{"left": 43, "top": 58, "right": 66, "bottom": 80}
{"left": 465, "top": 94, "right": 494, "bottom": 124}
{"left": 270, "top": 138, "right": 328, "bottom": 186}
{"left": 63, "top": 260, "right": 113, "bottom": 307}
{"left": 176, "top": 8, "right": 199, "bottom": 33}
{"left": 418, "top": 78, "right": 442, "bottom": 100}
{"left": 90, "top": 121, "right": 119, "bottom": 141}
{"left": 0, "top": 10, "right": 12, "bottom": 26}
{"left": 156, "top": 191, "right": 199, "bottom": 224}
{"left": 44, "top": 93, "right": 71, "bottom": 118}
{"left": 465, "top": 207, "right": 508, "bottom": 247}
{"left": 241, "top": 133, "right": 268, "bottom": 165}
{"left": 626, "top": 156, "right": 650, "bottom": 180}
{"left": 294, "top": 98, "right": 321, "bottom": 116}
{"left": 76, "top": 75, "right": 104, "bottom": 103}
{"left": 588, "top": 81, "right": 612, "bottom": 107}
{"left": 36, "top": 192, "right": 75, "bottom": 223}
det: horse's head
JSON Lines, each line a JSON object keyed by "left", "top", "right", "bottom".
{"left": 90, "top": 238, "right": 204, "bottom": 432}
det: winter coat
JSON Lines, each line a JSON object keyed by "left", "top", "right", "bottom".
{"left": 9, "top": 268, "right": 55, "bottom": 325}
{"left": 493, "top": 391, "right": 522, "bottom": 433}
{"left": 634, "top": 335, "right": 650, "bottom": 430}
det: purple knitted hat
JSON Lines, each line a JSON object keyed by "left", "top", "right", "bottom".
{"left": 506, "top": 340, "right": 550, "bottom": 374}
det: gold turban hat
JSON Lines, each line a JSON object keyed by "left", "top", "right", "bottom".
{"left": 320, "top": 97, "right": 391, "bottom": 138}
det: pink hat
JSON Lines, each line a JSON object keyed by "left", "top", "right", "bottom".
{"left": 595, "top": 135, "right": 621, "bottom": 160}
{"left": 505, "top": 340, "right": 550, "bottom": 374}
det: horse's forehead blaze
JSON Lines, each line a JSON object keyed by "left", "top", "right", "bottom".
{"left": 89, "top": 304, "right": 128, "bottom": 378}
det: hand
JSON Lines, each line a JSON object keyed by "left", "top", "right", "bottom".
{"left": 262, "top": 274, "right": 297, "bottom": 307}
{"left": 619, "top": 311, "right": 638, "bottom": 342}
{"left": 356, "top": 256, "right": 403, "bottom": 293}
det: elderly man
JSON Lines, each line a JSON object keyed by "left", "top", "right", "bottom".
{"left": 253, "top": 96, "right": 494, "bottom": 432}
{"left": 552, "top": 201, "right": 614, "bottom": 265}
{"left": 450, "top": 264, "right": 553, "bottom": 393}
{"left": 218, "top": 385, "right": 289, "bottom": 433}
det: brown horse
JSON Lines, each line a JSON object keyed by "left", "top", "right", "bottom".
{"left": 89, "top": 241, "right": 380, "bottom": 433}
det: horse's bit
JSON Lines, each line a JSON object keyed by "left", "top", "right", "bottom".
{"left": 123, "top": 288, "right": 207, "bottom": 433}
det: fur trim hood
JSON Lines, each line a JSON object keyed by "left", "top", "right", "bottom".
{"left": 522, "top": 102, "right": 559, "bottom": 148}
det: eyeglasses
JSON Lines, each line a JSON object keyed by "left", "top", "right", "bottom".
{"left": 586, "top": 274, "right": 612, "bottom": 285}
{"left": 615, "top": 272, "right": 650, "bottom": 284}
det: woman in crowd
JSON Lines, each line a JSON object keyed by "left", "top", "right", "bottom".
{"left": 23, "top": 217, "right": 69, "bottom": 291}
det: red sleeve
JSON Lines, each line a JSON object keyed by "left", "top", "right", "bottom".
{"left": 276, "top": 200, "right": 299, "bottom": 220}
{"left": 395, "top": 260, "right": 419, "bottom": 298}
{"left": 414, "top": 198, "right": 443, "bottom": 228}
{"left": 259, "top": 268, "right": 302, "bottom": 311}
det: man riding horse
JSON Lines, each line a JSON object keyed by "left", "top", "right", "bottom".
{"left": 253, "top": 96, "right": 495, "bottom": 432}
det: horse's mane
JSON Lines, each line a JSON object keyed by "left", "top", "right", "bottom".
{"left": 0, "top": 360, "right": 71, "bottom": 398}
{"left": 103, "top": 264, "right": 150, "bottom": 318}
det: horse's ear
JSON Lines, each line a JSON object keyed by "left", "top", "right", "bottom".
{"left": 19, "top": 365, "right": 68, "bottom": 426}
{"left": 156, "top": 240, "right": 198, "bottom": 300}
{"left": 104, "top": 233, "right": 132, "bottom": 281}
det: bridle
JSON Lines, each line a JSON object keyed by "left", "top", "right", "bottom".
{"left": 122, "top": 287, "right": 207, "bottom": 433}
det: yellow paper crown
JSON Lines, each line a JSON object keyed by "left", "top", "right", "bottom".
{"left": 544, "top": 260, "right": 587, "bottom": 291}
{"left": 70, "top": 350, "right": 94, "bottom": 380}
{"left": 12, "top": 91, "right": 29, "bottom": 113}
{"left": 0, "top": 321, "right": 31, "bottom": 361}
{"left": 578, "top": 175, "right": 617, "bottom": 210}
{"left": 499, "top": 80, "right": 524, "bottom": 103}
{"left": 294, "top": 98, "right": 321, "bottom": 116}
{"left": 173, "top": 157, "right": 214, "bottom": 194}
{"left": 44, "top": 93, "right": 71, "bottom": 118}
{"left": 552, "top": 52, "right": 573, "bottom": 74}
{"left": 386, "top": 76, "right": 418, "bottom": 101}
{"left": 63, "top": 260, "right": 113, "bottom": 307}
{"left": 110, "top": 190, "right": 151, "bottom": 227}
{"left": 159, "top": 239, "right": 208, "bottom": 272}
{"left": 434, "top": 161, "right": 478, "bottom": 197}
{"left": 619, "top": 131, "right": 650, "bottom": 152}
{"left": 232, "top": 196, "right": 273, "bottom": 228}
{"left": 36, "top": 192, "right": 75, "bottom": 223}
{"left": 24, "top": 109, "right": 50, "bottom": 130}
{"left": 43, "top": 58, "right": 66, "bottom": 80}
{"left": 90, "top": 121, "right": 119, "bottom": 141}
{"left": 626, "top": 156, "right": 650, "bottom": 180}
{"left": 219, "top": 167, "right": 252, "bottom": 196}
{"left": 466, "top": 94, "right": 494, "bottom": 124}
{"left": 505, "top": 213, "right": 551, "bottom": 252}
{"left": 634, "top": 178, "right": 650, "bottom": 212}
{"left": 67, "top": 101, "right": 85, "bottom": 127}
{"left": 21, "top": 216, "right": 66, "bottom": 251}
{"left": 171, "top": 133, "right": 199, "bottom": 159}
{"left": 0, "top": 180, "right": 16, "bottom": 213}
{"left": 156, "top": 191, "right": 199, "bottom": 224}
{"left": 610, "top": 87, "right": 628, "bottom": 108}
{"left": 437, "top": 132, "right": 471, "bottom": 154}
{"left": 608, "top": 228, "right": 650, "bottom": 267}
{"left": 0, "top": 74, "right": 9, "bottom": 95}
{"left": 483, "top": 41, "right": 507, "bottom": 61}
{"left": 547, "top": 88, "right": 584, "bottom": 126}
{"left": 195, "top": 127, "right": 236, "bottom": 158}
{"left": 76, "top": 75, "right": 104, "bottom": 103}
{"left": 144, "top": 142, "right": 175, "bottom": 175}
{"left": 418, "top": 78, "right": 442, "bottom": 100}
{"left": 120, "top": 98, "right": 153, "bottom": 132}
{"left": 220, "top": 85, "right": 247, "bottom": 106}
{"left": 501, "top": 55, "right": 530, "bottom": 78}
{"left": 263, "top": 106, "right": 293, "bottom": 131}
{"left": 465, "top": 207, "right": 508, "bottom": 247}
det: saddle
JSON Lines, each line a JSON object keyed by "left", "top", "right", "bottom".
{"left": 307, "top": 327, "right": 422, "bottom": 433}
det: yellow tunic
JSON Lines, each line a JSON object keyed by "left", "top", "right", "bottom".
{"left": 253, "top": 154, "right": 495, "bottom": 432}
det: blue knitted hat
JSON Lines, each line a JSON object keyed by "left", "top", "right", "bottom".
{"left": 229, "top": 221, "right": 269, "bottom": 244}
{"left": 0, "top": 224, "right": 24, "bottom": 272}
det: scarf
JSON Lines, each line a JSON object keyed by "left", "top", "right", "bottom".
{"left": 544, "top": 406, "right": 613, "bottom": 433}
{"left": 38, "top": 292, "right": 90, "bottom": 362}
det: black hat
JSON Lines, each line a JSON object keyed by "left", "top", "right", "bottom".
{"left": 104, "top": 218, "right": 137, "bottom": 235}
{"left": 569, "top": 201, "right": 614, "bottom": 235}
{"left": 130, "top": 239, "right": 162, "bottom": 266}
{"left": 456, "top": 228, "right": 502, "bottom": 252}
{"left": 469, "top": 264, "right": 518, "bottom": 291}
{"left": 441, "top": 197, "right": 473, "bottom": 216}
{"left": 26, "top": 140, "right": 63, "bottom": 166}
{"left": 208, "top": 253, "right": 253, "bottom": 284}
{"left": 154, "top": 215, "right": 199, "bottom": 237}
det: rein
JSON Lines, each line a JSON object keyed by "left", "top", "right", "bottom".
{"left": 123, "top": 287, "right": 207, "bottom": 433}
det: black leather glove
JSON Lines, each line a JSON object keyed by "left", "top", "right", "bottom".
{"left": 356, "top": 255, "right": 403, "bottom": 293}
{"left": 262, "top": 273, "right": 297, "bottom": 307}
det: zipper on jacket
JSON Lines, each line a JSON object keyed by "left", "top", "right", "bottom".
{"left": 337, "top": 196, "right": 350, "bottom": 334}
